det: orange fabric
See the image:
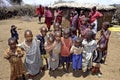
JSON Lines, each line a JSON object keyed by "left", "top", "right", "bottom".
{"left": 61, "top": 37, "right": 72, "bottom": 57}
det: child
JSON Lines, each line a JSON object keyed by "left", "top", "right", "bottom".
{"left": 70, "top": 27, "right": 77, "bottom": 42}
{"left": 80, "top": 18, "right": 90, "bottom": 39}
{"left": 4, "top": 38, "right": 25, "bottom": 80}
{"left": 61, "top": 28, "right": 72, "bottom": 72}
{"left": 10, "top": 25, "right": 19, "bottom": 44}
{"left": 78, "top": 10, "right": 86, "bottom": 35}
{"left": 49, "top": 22, "right": 61, "bottom": 34}
{"left": 70, "top": 37, "right": 83, "bottom": 71}
{"left": 97, "top": 22, "right": 111, "bottom": 64}
{"left": 36, "top": 26, "right": 48, "bottom": 70}
{"left": 82, "top": 31, "right": 97, "bottom": 72}
{"left": 85, "top": 23, "right": 96, "bottom": 39}
{"left": 92, "top": 44, "right": 105, "bottom": 77}
{"left": 18, "top": 30, "right": 43, "bottom": 79}
{"left": 44, "top": 35, "right": 56, "bottom": 70}
{"left": 50, "top": 31, "right": 62, "bottom": 71}
{"left": 53, "top": 22, "right": 61, "bottom": 32}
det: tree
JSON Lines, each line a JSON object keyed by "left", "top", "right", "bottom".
{"left": 9, "top": 0, "right": 22, "bottom": 5}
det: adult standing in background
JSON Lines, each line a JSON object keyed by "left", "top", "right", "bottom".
{"left": 45, "top": 7, "right": 53, "bottom": 31}
{"left": 89, "top": 6, "right": 103, "bottom": 33}
{"left": 36, "top": 5, "right": 44, "bottom": 23}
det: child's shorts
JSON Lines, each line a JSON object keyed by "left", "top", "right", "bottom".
{"left": 61, "top": 56, "right": 70, "bottom": 63}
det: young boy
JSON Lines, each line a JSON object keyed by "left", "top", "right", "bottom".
{"left": 82, "top": 31, "right": 97, "bottom": 72}
{"left": 4, "top": 38, "right": 25, "bottom": 80}
{"left": 97, "top": 22, "right": 111, "bottom": 64}
{"left": 80, "top": 18, "right": 90, "bottom": 39}
{"left": 70, "top": 27, "right": 77, "bottom": 42}
{"left": 18, "top": 30, "right": 43, "bottom": 79}
{"left": 52, "top": 31, "right": 62, "bottom": 70}
{"left": 44, "top": 35, "right": 56, "bottom": 70}
{"left": 10, "top": 25, "right": 19, "bottom": 44}
{"left": 70, "top": 37, "right": 83, "bottom": 71}
{"left": 36, "top": 26, "right": 48, "bottom": 70}
{"left": 61, "top": 28, "right": 72, "bottom": 72}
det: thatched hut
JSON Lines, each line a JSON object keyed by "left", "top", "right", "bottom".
{"left": 49, "top": 2, "right": 116, "bottom": 30}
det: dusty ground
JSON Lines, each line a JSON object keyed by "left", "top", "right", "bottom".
{"left": 0, "top": 17, "right": 120, "bottom": 80}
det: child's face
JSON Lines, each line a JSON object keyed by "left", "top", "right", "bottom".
{"left": 74, "top": 42, "right": 80, "bottom": 47}
{"left": 85, "top": 34, "right": 91, "bottom": 40}
{"left": 102, "top": 25, "right": 108, "bottom": 30}
{"left": 54, "top": 26, "right": 60, "bottom": 31}
{"left": 48, "top": 38, "right": 54, "bottom": 44}
{"left": 41, "top": 30, "right": 47, "bottom": 37}
{"left": 9, "top": 40, "right": 16, "bottom": 49}
{"left": 55, "top": 33, "right": 61, "bottom": 41}
{"left": 64, "top": 33, "right": 69, "bottom": 39}
{"left": 25, "top": 33, "right": 33, "bottom": 42}
{"left": 82, "top": 20, "right": 87, "bottom": 25}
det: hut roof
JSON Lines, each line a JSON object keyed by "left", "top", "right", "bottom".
{"left": 49, "top": 2, "right": 116, "bottom": 10}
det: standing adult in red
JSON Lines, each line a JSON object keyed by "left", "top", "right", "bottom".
{"left": 45, "top": 7, "right": 53, "bottom": 31}
{"left": 36, "top": 5, "right": 44, "bottom": 23}
{"left": 54, "top": 8, "right": 63, "bottom": 25}
{"left": 89, "top": 6, "right": 103, "bottom": 33}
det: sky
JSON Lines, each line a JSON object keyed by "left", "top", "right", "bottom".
{"left": 23, "top": 0, "right": 120, "bottom": 5}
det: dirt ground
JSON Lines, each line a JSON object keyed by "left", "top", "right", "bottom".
{"left": 0, "top": 17, "right": 120, "bottom": 80}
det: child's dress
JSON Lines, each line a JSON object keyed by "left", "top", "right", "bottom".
{"left": 50, "top": 41, "right": 61, "bottom": 70}
{"left": 70, "top": 45, "right": 83, "bottom": 70}
{"left": 82, "top": 39, "right": 97, "bottom": 72}
{"left": 4, "top": 47, "right": 25, "bottom": 80}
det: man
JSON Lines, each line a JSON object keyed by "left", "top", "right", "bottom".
{"left": 89, "top": 6, "right": 103, "bottom": 33}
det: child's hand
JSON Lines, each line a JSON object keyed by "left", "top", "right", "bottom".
{"left": 8, "top": 50, "right": 13, "bottom": 56}
{"left": 52, "top": 58, "right": 56, "bottom": 62}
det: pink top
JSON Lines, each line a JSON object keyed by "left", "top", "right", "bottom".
{"left": 61, "top": 37, "right": 72, "bottom": 57}
{"left": 45, "top": 10, "right": 52, "bottom": 18}
{"left": 89, "top": 11, "right": 103, "bottom": 23}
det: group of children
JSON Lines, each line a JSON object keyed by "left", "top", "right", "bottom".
{"left": 4, "top": 19, "right": 111, "bottom": 80}
{"left": 4, "top": 5, "right": 112, "bottom": 79}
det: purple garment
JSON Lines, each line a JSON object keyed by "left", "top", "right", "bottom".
{"left": 72, "top": 14, "right": 78, "bottom": 28}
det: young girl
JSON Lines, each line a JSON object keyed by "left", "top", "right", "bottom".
{"left": 4, "top": 38, "right": 25, "bottom": 80}
{"left": 70, "top": 37, "right": 83, "bottom": 71}
{"left": 44, "top": 35, "right": 56, "bottom": 70}
{"left": 97, "top": 22, "right": 111, "bottom": 64}
{"left": 61, "top": 28, "right": 72, "bottom": 72}
{"left": 82, "top": 31, "right": 97, "bottom": 72}
{"left": 36, "top": 26, "right": 48, "bottom": 70}
{"left": 50, "top": 31, "right": 62, "bottom": 71}
{"left": 18, "top": 30, "right": 43, "bottom": 79}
